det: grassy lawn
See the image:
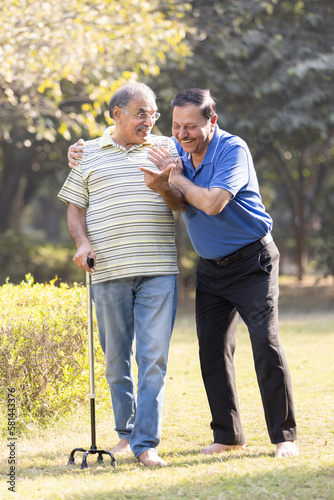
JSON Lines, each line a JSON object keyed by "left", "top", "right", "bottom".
{"left": 1, "top": 285, "right": 334, "bottom": 499}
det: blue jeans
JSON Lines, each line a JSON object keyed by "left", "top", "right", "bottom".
{"left": 92, "top": 275, "right": 177, "bottom": 457}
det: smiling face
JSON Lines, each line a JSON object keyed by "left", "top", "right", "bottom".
{"left": 112, "top": 93, "right": 158, "bottom": 149}
{"left": 172, "top": 104, "right": 217, "bottom": 165}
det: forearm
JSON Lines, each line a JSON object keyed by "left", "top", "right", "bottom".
{"left": 67, "top": 203, "right": 96, "bottom": 271}
{"left": 138, "top": 163, "right": 187, "bottom": 212}
{"left": 171, "top": 175, "right": 231, "bottom": 215}
{"left": 67, "top": 204, "right": 89, "bottom": 247}
{"left": 155, "top": 183, "right": 187, "bottom": 212}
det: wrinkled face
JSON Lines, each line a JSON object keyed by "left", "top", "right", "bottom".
{"left": 172, "top": 104, "right": 217, "bottom": 158}
{"left": 113, "top": 93, "right": 158, "bottom": 146}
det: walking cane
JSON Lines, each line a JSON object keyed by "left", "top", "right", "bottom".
{"left": 68, "top": 258, "right": 116, "bottom": 469}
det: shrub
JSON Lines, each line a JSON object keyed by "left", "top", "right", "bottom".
{"left": 0, "top": 275, "right": 107, "bottom": 434}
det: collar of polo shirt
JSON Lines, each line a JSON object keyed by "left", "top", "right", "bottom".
{"left": 100, "top": 126, "right": 153, "bottom": 149}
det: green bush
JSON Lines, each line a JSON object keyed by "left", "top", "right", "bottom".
{"left": 0, "top": 275, "right": 107, "bottom": 434}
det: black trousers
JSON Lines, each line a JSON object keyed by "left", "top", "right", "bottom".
{"left": 196, "top": 240, "right": 297, "bottom": 445}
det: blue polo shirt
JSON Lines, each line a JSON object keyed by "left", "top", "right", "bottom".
{"left": 172, "top": 126, "right": 273, "bottom": 259}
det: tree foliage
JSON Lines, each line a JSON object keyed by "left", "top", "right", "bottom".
{"left": 0, "top": 0, "right": 190, "bottom": 141}
{"left": 0, "top": 0, "right": 191, "bottom": 231}
{"left": 155, "top": 0, "right": 334, "bottom": 279}
{"left": 1, "top": 0, "right": 333, "bottom": 281}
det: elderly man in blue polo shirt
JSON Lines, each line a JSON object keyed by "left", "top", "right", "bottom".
{"left": 68, "top": 87, "right": 298, "bottom": 459}
{"left": 142, "top": 88, "right": 298, "bottom": 459}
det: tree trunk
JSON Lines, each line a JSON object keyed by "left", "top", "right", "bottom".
{"left": 40, "top": 197, "right": 61, "bottom": 241}
{"left": 276, "top": 222, "right": 295, "bottom": 275}
{"left": 295, "top": 162, "right": 308, "bottom": 281}
{"left": 0, "top": 145, "right": 27, "bottom": 232}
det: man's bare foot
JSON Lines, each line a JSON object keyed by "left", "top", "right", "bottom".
{"left": 111, "top": 439, "right": 131, "bottom": 455}
{"left": 137, "top": 449, "right": 167, "bottom": 467}
{"left": 200, "top": 442, "right": 246, "bottom": 455}
{"left": 276, "top": 441, "right": 299, "bottom": 458}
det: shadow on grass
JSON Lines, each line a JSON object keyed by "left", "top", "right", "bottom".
{"left": 4, "top": 445, "right": 334, "bottom": 499}
{"left": 17, "top": 463, "right": 334, "bottom": 500}
{"left": 67, "top": 466, "right": 334, "bottom": 500}
{"left": 11, "top": 448, "right": 273, "bottom": 479}
{"left": 162, "top": 447, "right": 274, "bottom": 463}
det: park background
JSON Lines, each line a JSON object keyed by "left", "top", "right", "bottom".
{"left": 0, "top": 1, "right": 333, "bottom": 499}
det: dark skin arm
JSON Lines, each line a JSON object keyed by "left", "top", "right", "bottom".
{"left": 67, "top": 203, "right": 96, "bottom": 273}
{"left": 171, "top": 171, "right": 232, "bottom": 215}
{"left": 148, "top": 147, "right": 232, "bottom": 216}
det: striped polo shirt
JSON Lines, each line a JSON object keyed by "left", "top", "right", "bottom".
{"left": 58, "top": 127, "right": 179, "bottom": 284}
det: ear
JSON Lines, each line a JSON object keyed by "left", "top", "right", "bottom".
{"left": 210, "top": 114, "right": 218, "bottom": 131}
{"left": 113, "top": 105, "right": 122, "bottom": 120}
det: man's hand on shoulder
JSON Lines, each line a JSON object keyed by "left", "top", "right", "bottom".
{"left": 171, "top": 157, "right": 184, "bottom": 178}
{"left": 68, "top": 138, "right": 85, "bottom": 168}
{"left": 148, "top": 146, "right": 178, "bottom": 172}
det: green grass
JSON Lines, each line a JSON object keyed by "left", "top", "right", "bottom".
{"left": 1, "top": 308, "right": 334, "bottom": 499}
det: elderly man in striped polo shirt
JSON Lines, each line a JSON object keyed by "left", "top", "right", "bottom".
{"left": 58, "top": 83, "right": 185, "bottom": 467}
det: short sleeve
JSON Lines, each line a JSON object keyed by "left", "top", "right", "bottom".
{"left": 57, "top": 165, "right": 89, "bottom": 209}
{"left": 209, "top": 145, "right": 250, "bottom": 197}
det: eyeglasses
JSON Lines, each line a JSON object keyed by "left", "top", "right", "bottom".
{"left": 122, "top": 107, "right": 161, "bottom": 122}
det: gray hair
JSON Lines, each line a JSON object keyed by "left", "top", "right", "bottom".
{"left": 108, "top": 83, "right": 156, "bottom": 119}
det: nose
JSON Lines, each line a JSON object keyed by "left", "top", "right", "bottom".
{"left": 178, "top": 127, "right": 188, "bottom": 139}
